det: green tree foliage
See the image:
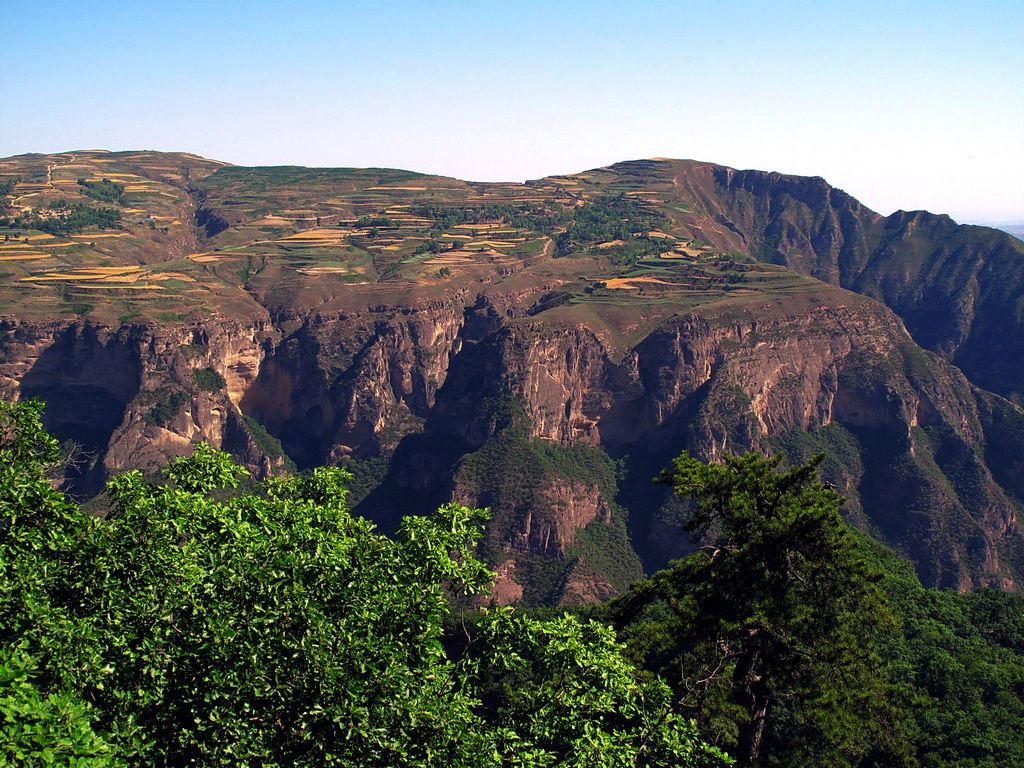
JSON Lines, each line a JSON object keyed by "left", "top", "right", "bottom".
{"left": 861, "top": 539, "right": 1024, "bottom": 767}
{"left": 141, "top": 389, "right": 190, "bottom": 426}
{"left": 613, "top": 453, "right": 905, "bottom": 768}
{"left": 556, "top": 195, "right": 667, "bottom": 263}
{"left": 1, "top": 400, "right": 728, "bottom": 767}
{"left": 409, "top": 202, "right": 566, "bottom": 234}
{"left": 413, "top": 238, "right": 442, "bottom": 255}
{"left": 1, "top": 199, "right": 122, "bottom": 235}
{"left": 191, "top": 366, "right": 226, "bottom": 392}
{"left": 77, "top": 178, "right": 126, "bottom": 205}
{"left": 612, "top": 451, "right": 1024, "bottom": 768}
{"left": 473, "top": 610, "right": 729, "bottom": 766}
{"left": 0, "top": 647, "right": 123, "bottom": 768}
{"left": 0, "top": 399, "right": 119, "bottom": 766}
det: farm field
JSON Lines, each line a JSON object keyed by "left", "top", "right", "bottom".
{"left": 1, "top": 153, "right": 836, "bottom": 325}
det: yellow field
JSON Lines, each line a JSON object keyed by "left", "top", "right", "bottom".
{"left": 282, "top": 229, "right": 348, "bottom": 241}
{"left": 17, "top": 264, "right": 186, "bottom": 290}
{"left": 467, "top": 241, "right": 515, "bottom": 249}
{"left": 603, "top": 276, "right": 676, "bottom": 289}
{"left": 430, "top": 254, "right": 474, "bottom": 264}
{"left": 297, "top": 266, "right": 352, "bottom": 275}
{"left": 674, "top": 247, "right": 705, "bottom": 258}
{"left": 597, "top": 240, "right": 625, "bottom": 249}
{"left": 70, "top": 283, "right": 165, "bottom": 290}
{"left": 0, "top": 241, "right": 76, "bottom": 250}
{"left": 645, "top": 231, "right": 674, "bottom": 239}
{"left": 0, "top": 253, "right": 52, "bottom": 261}
{"left": 32, "top": 266, "right": 142, "bottom": 277}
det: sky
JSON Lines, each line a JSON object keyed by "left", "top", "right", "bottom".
{"left": 1, "top": 0, "right": 1021, "bottom": 223}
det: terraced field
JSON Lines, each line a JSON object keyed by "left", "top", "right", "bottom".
{"left": 0, "top": 150, "right": 247, "bottom": 321}
{"left": 0, "top": 153, "right": 836, "bottom": 325}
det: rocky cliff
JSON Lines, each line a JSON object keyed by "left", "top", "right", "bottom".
{"left": 364, "top": 288, "right": 1024, "bottom": 597}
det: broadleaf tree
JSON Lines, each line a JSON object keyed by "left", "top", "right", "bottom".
{"left": 0, "top": 399, "right": 730, "bottom": 767}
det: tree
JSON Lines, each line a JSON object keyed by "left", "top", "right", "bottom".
{"left": 474, "top": 609, "right": 733, "bottom": 767}
{"left": 612, "top": 452, "right": 905, "bottom": 768}
{"left": 2, "top": 400, "right": 729, "bottom": 767}
{"left": 0, "top": 399, "right": 118, "bottom": 766}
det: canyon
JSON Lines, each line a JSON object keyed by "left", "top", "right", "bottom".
{"left": 2, "top": 151, "right": 1023, "bottom": 601}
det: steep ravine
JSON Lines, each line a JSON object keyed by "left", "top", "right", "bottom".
{"left": 0, "top": 318, "right": 279, "bottom": 494}
{"left": 356, "top": 292, "right": 1024, "bottom": 597}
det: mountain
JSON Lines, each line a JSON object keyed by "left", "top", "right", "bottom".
{"left": 2, "top": 150, "right": 1023, "bottom": 599}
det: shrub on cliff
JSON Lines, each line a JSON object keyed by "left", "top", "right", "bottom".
{"left": 191, "top": 366, "right": 226, "bottom": 392}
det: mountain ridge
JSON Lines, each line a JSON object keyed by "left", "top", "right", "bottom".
{"left": 2, "top": 149, "right": 1023, "bottom": 599}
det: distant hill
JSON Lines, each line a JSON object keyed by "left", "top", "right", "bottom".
{"left": 2, "top": 151, "right": 1023, "bottom": 599}
{"left": 996, "top": 224, "right": 1024, "bottom": 240}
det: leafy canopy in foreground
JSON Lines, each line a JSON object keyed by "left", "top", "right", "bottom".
{"left": 0, "top": 399, "right": 728, "bottom": 768}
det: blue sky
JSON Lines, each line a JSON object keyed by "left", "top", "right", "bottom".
{"left": 1, "top": 0, "right": 1021, "bottom": 222}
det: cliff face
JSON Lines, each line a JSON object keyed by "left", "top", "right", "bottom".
{"left": 240, "top": 297, "right": 467, "bottom": 467}
{"left": 405, "top": 292, "right": 1023, "bottom": 595}
{"left": 3, "top": 285, "right": 1022, "bottom": 598}
{"left": 3, "top": 150, "right": 1024, "bottom": 602}
{"left": 0, "top": 318, "right": 282, "bottom": 494}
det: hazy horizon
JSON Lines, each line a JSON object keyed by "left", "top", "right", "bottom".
{"left": 2, "top": 0, "right": 1021, "bottom": 223}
